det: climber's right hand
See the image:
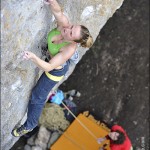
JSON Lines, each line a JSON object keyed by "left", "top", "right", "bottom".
{"left": 43, "top": 0, "right": 54, "bottom": 5}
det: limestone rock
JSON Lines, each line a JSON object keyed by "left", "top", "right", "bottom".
{"left": 24, "top": 144, "right": 32, "bottom": 150}
{"left": 34, "top": 126, "right": 51, "bottom": 150}
{"left": 48, "top": 131, "right": 61, "bottom": 148}
{"left": 27, "top": 134, "right": 36, "bottom": 146}
{"left": 1, "top": 0, "right": 124, "bottom": 149}
{"left": 31, "top": 146, "right": 42, "bottom": 150}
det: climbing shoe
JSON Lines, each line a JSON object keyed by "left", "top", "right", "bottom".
{"left": 11, "top": 125, "right": 33, "bottom": 137}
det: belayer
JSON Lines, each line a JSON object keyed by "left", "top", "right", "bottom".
{"left": 97, "top": 125, "right": 133, "bottom": 150}
{"left": 12, "top": 0, "right": 93, "bottom": 137}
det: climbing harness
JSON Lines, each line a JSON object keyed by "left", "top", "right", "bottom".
{"left": 45, "top": 72, "right": 64, "bottom": 82}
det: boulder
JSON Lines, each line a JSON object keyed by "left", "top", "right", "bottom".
{"left": 34, "top": 126, "right": 51, "bottom": 150}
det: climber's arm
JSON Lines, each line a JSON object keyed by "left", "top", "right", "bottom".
{"left": 23, "top": 51, "right": 53, "bottom": 71}
{"left": 44, "top": 0, "right": 70, "bottom": 27}
{"left": 23, "top": 44, "right": 76, "bottom": 71}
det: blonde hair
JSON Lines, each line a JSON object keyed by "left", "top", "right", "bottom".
{"left": 74, "top": 25, "right": 93, "bottom": 48}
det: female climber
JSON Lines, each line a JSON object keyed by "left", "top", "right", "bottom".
{"left": 12, "top": 0, "right": 93, "bottom": 137}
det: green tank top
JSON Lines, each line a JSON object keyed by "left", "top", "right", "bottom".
{"left": 47, "top": 28, "right": 70, "bottom": 56}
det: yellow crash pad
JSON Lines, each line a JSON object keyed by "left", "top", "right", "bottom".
{"left": 51, "top": 113, "right": 110, "bottom": 150}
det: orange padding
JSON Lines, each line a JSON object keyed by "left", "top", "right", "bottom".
{"left": 51, "top": 114, "right": 110, "bottom": 150}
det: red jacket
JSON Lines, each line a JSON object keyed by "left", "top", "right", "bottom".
{"left": 110, "top": 125, "right": 132, "bottom": 150}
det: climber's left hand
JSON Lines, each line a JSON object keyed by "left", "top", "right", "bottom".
{"left": 23, "top": 51, "right": 36, "bottom": 60}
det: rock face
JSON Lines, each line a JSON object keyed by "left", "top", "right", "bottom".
{"left": 1, "top": 0, "right": 124, "bottom": 149}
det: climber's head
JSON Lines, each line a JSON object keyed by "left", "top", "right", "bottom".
{"left": 74, "top": 25, "right": 93, "bottom": 48}
{"left": 61, "top": 25, "right": 93, "bottom": 48}
{"left": 109, "top": 130, "right": 126, "bottom": 144}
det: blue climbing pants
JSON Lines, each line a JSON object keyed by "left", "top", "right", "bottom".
{"left": 23, "top": 62, "right": 69, "bottom": 130}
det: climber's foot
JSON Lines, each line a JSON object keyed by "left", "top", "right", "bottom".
{"left": 11, "top": 125, "right": 33, "bottom": 137}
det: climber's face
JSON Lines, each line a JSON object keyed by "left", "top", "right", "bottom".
{"left": 61, "top": 25, "right": 81, "bottom": 41}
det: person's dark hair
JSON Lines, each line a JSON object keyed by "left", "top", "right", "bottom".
{"left": 112, "top": 130, "right": 126, "bottom": 144}
{"left": 74, "top": 25, "right": 93, "bottom": 48}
